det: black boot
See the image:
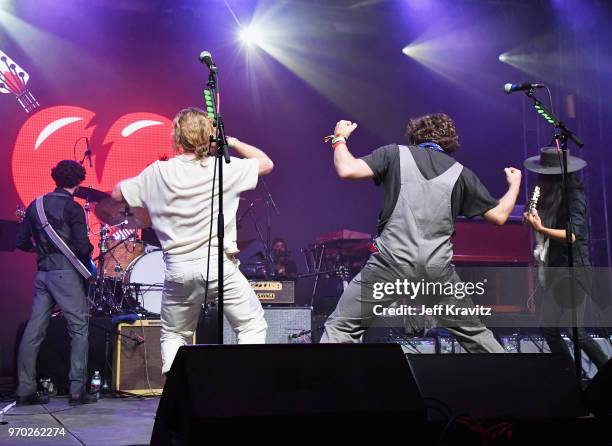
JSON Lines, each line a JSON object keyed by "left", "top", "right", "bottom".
{"left": 69, "top": 392, "right": 98, "bottom": 405}
{"left": 16, "top": 391, "right": 50, "bottom": 406}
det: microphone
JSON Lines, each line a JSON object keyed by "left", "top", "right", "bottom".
{"left": 504, "top": 83, "right": 545, "bottom": 94}
{"left": 85, "top": 138, "right": 93, "bottom": 168}
{"left": 199, "top": 50, "right": 217, "bottom": 72}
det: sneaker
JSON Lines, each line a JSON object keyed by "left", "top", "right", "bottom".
{"left": 16, "top": 392, "right": 50, "bottom": 406}
{"left": 68, "top": 392, "right": 98, "bottom": 405}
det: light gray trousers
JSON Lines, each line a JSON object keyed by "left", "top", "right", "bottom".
{"left": 320, "top": 270, "right": 505, "bottom": 353}
{"left": 160, "top": 255, "right": 267, "bottom": 374}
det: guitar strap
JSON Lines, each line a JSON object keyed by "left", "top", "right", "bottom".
{"left": 35, "top": 196, "right": 93, "bottom": 281}
{"left": 534, "top": 232, "right": 549, "bottom": 286}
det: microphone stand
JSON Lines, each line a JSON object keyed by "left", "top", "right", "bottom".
{"left": 260, "top": 178, "right": 279, "bottom": 279}
{"left": 205, "top": 62, "right": 230, "bottom": 345}
{"left": 242, "top": 201, "right": 274, "bottom": 272}
{"left": 523, "top": 88, "right": 585, "bottom": 385}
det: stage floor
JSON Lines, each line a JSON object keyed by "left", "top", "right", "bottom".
{"left": 1, "top": 396, "right": 158, "bottom": 445}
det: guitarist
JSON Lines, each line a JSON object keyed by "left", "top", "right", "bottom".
{"left": 15, "top": 160, "right": 97, "bottom": 405}
{"left": 523, "top": 147, "right": 607, "bottom": 372}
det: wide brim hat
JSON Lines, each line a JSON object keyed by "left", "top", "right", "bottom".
{"left": 524, "top": 146, "right": 586, "bottom": 175}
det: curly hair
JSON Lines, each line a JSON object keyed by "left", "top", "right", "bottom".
{"left": 172, "top": 107, "right": 215, "bottom": 159}
{"left": 405, "top": 113, "right": 460, "bottom": 154}
{"left": 51, "top": 160, "right": 86, "bottom": 188}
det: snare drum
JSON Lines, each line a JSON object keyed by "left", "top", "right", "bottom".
{"left": 123, "top": 250, "right": 165, "bottom": 315}
{"left": 103, "top": 239, "right": 144, "bottom": 279}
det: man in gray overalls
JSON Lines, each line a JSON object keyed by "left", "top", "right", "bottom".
{"left": 321, "top": 114, "right": 522, "bottom": 352}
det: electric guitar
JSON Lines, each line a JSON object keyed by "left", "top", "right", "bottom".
{"left": 528, "top": 186, "right": 548, "bottom": 288}
{"left": 15, "top": 205, "right": 26, "bottom": 222}
{"left": 528, "top": 186, "right": 541, "bottom": 215}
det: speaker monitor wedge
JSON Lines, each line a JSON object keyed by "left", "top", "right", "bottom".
{"left": 151, "top": 344, "right": 424, "bottom": 444}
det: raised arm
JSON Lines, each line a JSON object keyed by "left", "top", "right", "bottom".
{"left": 228, "top": 137, "right": 273, "bottom": 176}
{"left": 111, "top": 183, "right": 126, "bottom": 203}
{"left": 331, "top": 120, "right": 374, "bottom": 180}
{"left": 482, "top": 167, "right": 522, "bottom": 226}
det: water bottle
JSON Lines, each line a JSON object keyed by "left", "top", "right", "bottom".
{"left": 90, "top": 371, "right": 101, "bottom": 400}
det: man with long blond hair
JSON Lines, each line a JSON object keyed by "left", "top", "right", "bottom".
{"left": 112, "top": 107, "right": 273, "bottom": 374}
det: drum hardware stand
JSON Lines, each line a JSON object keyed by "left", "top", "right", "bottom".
{"left": 521, "top": 87, "right": 585, "bottom": 385}
{"left": 260, "top": 178, "right": 279, "bottom": 279}
{"left": 302, "top": 243, "right": 328, "bottom": 308}
{"left": 92, "top": 224, "right": 112, "bottom": 314}
{"left": 133, "top": 283, "right": 151, "bottom": 316}
{"left": 130, "top": 282, "right": 163, "bottom": 316}
{"left": 238, "top": 199, "right": 275, "bottom": 277}
{"left": 83, "top": 197, "right": 91, "bottom": 237}
{"left": 102, "top": 331, "right": 112, "bottom": 396}
{"left": 91, "top": 222, "right": 133, "bottom": 316}
{"left": 302, "top": 244, "right": 354, "bottom": 308}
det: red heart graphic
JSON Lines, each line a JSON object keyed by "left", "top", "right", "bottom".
{"left": 11, "top": 105, "right": 173, "bottom": 256}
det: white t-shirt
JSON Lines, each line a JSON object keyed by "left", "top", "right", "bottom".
{"left": 120, "top": 154, "right": 258, "bottom": 262}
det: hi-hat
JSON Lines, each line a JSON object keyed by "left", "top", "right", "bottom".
{"left": 75, "top": 186, "right": 111, "bottom": 202}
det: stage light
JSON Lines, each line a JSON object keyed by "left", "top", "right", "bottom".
{"left": 401, "top": 45, "right": 414, "bottom": 57}
{"left": 239, "top": 25, "right": 264, "bottom": 47}
{"left": 226, "top": 0, "right": 390, "bottom": 134}
{"left": 498, "top": 53, "right": 508, "bottom": 62}
{"left": 401, "top": 42, "right": 427, "bottom": 60}
{"left": 0, "top": 0, "right": 14, "bottom": 12}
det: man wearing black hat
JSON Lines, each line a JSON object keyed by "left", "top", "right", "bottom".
{"left": 523, "top": 146, "right": 608, "bottom": 371}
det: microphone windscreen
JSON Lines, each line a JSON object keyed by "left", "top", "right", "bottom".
{"left": 199, "top": 50, "right": 212, "bottom": 64}
{"left": 504, "top": 83, "right": 514, "bottom": 94}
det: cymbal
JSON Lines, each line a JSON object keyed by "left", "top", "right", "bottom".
{"left": 94, "top": 198, "right": 152, "bottom": 229}
{"left": 75, "top": 186, "right": 111, "bottom": 202}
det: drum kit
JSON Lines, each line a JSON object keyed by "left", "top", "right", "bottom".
{"left": 77, "top": 187, "right": 165, "bottom": 316}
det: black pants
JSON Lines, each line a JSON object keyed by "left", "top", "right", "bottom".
{"left": 541, "top": 326, "right": 608, "bottom": 372}
{"left": 539, "top": 269, "right": 608, "bottom": 372}
{"left": 17, "top": 269, "right": 89, "bottom": 396}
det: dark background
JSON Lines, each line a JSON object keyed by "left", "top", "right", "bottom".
{"left": 1, "top": 0, "right": 611, "bottom": 376}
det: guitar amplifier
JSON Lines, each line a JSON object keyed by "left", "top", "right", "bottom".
{"left": 250, "top": 280, "right": 295, "bottom": 304}
{"left": 224, "top": 307, "right": 312, "bottom": 344}
{"left": 114, "top": 320, "right": 195, "bottom": 395}
{"left": 392, "top": 337, "right": 437, "bottom": 354}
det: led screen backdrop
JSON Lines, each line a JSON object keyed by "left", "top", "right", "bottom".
{"left": 10, "top": 106, "right": 174, "bottom": 255}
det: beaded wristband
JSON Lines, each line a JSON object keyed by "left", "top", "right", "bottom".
{"left": 332, "top": 140, "right": 347, "bottom": 150}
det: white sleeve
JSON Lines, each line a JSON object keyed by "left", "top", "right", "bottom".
{"left": 231, "top": 158, "right": 259, "bottom": 193}
{"left": 119, "top": 164, "right": 154, "bottom": 208}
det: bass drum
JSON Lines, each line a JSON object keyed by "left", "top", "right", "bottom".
{"left": 123, "top": 250, "right": 165, "bottom": 315}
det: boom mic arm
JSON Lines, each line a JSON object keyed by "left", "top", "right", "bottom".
{"left": 504, "top": 83, "right": 545, "bottom": 94}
